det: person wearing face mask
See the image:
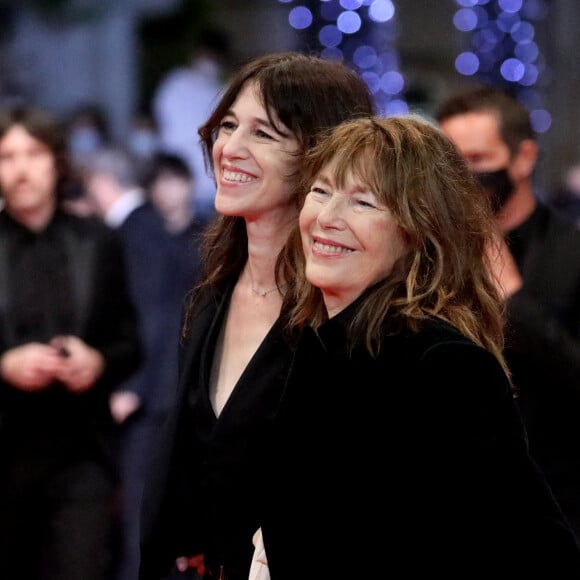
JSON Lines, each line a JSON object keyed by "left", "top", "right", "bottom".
{"left": 125, "top": 114, "right": 160, "bottom": 177}
{"left": 65, "top": 103, "right": 110, "bottom": 164}
{"left": 436, "top": 84, "right": 580, "bottom": 542}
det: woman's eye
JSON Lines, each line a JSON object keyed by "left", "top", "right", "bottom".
{"left": 256, "top": 129, "right": 274, "bottom": 140}
{"left": 356, "top": 199, "right": 376, "bottom": 208}
{"left": 310, "top": 187, "right": 329, "bottom": 196}
{"left": 219, "top": 120, "right": 236, "bottom": 132}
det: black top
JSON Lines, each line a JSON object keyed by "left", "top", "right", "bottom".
{"left": 5, "top": 211, "right": 76, "bottom": 344}
{"left": 263, "top": 296, "right": 580, "bottom": 578}
{"left": 505, "top": 202, "right": 580, "bottom": 534}
{"left": 139, "top": 283, "right": 294, "bottom": 580}
{"left": 0, "top": 208, "right": 142, "bottom": 492}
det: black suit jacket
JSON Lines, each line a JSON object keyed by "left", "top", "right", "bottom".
{"left": 506, "top": 203, "right": 580, "bottom": 530}
{"left": 139, "top": 283, "right": 293, "bottom": 580}
{"left": 116, "top": 203, "right": 206, "bottom": 414}
{"left": 0, "top": 209, "right": 141, "bottom": 492}
{"left": 263, "top": 301, "right": 580, "bottom": 578}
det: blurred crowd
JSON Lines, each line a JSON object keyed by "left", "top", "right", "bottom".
{"left": 4, "top": 20, "right": 580, "bottom": 580}
{"left": 0, "top": 27, "right": 231, "bottom": 580}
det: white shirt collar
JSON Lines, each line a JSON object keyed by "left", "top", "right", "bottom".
{"left": 104, "top": 188, "right": 144, "bottom": 228}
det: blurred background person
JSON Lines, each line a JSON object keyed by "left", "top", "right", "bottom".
{"left": 65, "top": 102, "right": 111, "bottom": 166}
{"left": 436, "top": 84, "right": 580, "bottom": 541}
{"left": 81, "top": 147, "right": 207, "bottom": 580}
{"left": 80, "top": 146, "right": 145, "bottom": 230}
{"left": 550, "top": 162, "right": 580, "bottom": 225}
{"left": 79, "top": 145, "right": 162, "bottom": 580}
{"left": 0, "top": 105, "right": 141, "bottom": 580}
{"left": 152, "top": 27, "right": 232, "bottom": 222}
{"left": 125, "top": 112, "right": 161, "bottom": 182}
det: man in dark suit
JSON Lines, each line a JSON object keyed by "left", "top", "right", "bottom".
{"left": 436, "top": 85, "right": 580, "bottom": 541}
{"left": 79, "top": 147, "right": 209, "bottom": 580}
{"left": 0, "top": 106, "right": 142, "bottom": 580}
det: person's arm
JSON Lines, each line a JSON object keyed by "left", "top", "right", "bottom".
{"left": 84, "top": 225, "right": 143, "bottom": 390}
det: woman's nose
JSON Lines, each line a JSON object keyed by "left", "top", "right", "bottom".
{"left": 317, "top": 196, "right": 346, "bottom": 228}
{"left": 221, "top": 129, "right": 249, "bottom": 158}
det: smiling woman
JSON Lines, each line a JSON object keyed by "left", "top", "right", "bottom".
{"left": 262, "top": 115, "right": 580, "bottom": 578}
{"left": 138, "top": 52, "right": 375, "bottom": 580}
{"left": 300, "top": 159, "right": 410, "bottom": 317}
{"left": 211, "top": 80, "right": 300, "bottom": 228}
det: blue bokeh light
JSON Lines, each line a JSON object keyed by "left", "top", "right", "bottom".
{"left": 454, "top": 8, "right": 478, "bottom": 32}
{"left": 511, "top": 20, "right": 534, "bottom": 43}
{"left": 288, "top": 6, "right": 313, "bottom": 29}
{"left": 319, "top": 24, "right": 343, "bottom": 47}
{"left": 380, "top": 70, "right": 404, "bottom": 94}
{"left": 353, "top": 45, "right": 378, "bottom": 69}
{"left": 500, "top": 57, "right": 525, "bottom": 81}
{"left": 499, "top": 0, "right": 524, "bottom": 13}
{"left": 385, "top": 99, "right": 409, "bottom": 115}
{"left": 361, "top": 71, "right": 381, "bottom": 94}
{"left": 337, "top": 10, "right": 362, "bottom": 33}
{"left": 519, "top": 63, "right": 539, "bottom": 86}
{"left": 456, "top": 52, "right": 480, "bottom": 76}
{"left": 368, "top": 0, "right": 395, "bottom": 23}
{"left": 496, "top": 11, "right": 521, "bottom": 33}
{"left": 452, "top": 0, "right": 550, "bottom": 133}
{"left": 515, "top": 41, "right": 538, "bottom": 63}
{"left": 530, "top": 108, "right": 551, "bottom": 133}
{"left": 339, "top": 0, "right": 364, "bottom": 9}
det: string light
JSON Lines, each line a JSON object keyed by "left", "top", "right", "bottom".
{"left": 452, "top": 0, "right": 551, "bottom": 133}
{"left": 276, "top": 0, "right": 407, "bottom": 116}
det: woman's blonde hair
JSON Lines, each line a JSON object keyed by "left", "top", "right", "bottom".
{"left": 280, "top": 115, "right": 508, "bottom": 376}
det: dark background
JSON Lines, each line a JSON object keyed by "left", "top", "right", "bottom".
{"left": 1, "top": 0, "right": 579, "bottom": 198}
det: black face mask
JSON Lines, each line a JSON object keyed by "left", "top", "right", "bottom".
{"left": 474, "top": 168, "right": 514, "bottom": 214}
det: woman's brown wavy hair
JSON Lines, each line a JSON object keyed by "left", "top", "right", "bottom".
{"left": 279, "top": 115, "right": 509, "bottom": 377}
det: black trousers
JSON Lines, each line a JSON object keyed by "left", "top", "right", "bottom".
{"left": 0, "top": 454, "right": 117, "bottom": 580}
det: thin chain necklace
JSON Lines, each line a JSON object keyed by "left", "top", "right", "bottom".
{"left": 251, "top": 284, "right": 280, "bottom": 298}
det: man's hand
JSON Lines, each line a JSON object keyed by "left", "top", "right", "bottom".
{"left": 50, "top": 335, "right": 105, "bottom": 394}
{"left": 109, "top": 390, "right": 141, "bottom": 424}
{"left": 0, "top": 342, "right": 65, "bottom": 391}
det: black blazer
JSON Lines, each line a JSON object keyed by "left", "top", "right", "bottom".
{"left": 0, "top": 210, "right": 141, "bottom": 488}
{"left": 140, "top": 283, "right": 294, "bottom": 580}
{"left": 506, "top": 203, "right": 580, "bottom": 530}
{"left": 263, "top": 301, "right": 580, "bottom": 578}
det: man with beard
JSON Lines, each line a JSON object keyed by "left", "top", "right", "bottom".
{"left": 436, "top": 85, "right": 580, "bottom": 542}
{"left": 0, "top": 105, "right": 141, "bottom": 580}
